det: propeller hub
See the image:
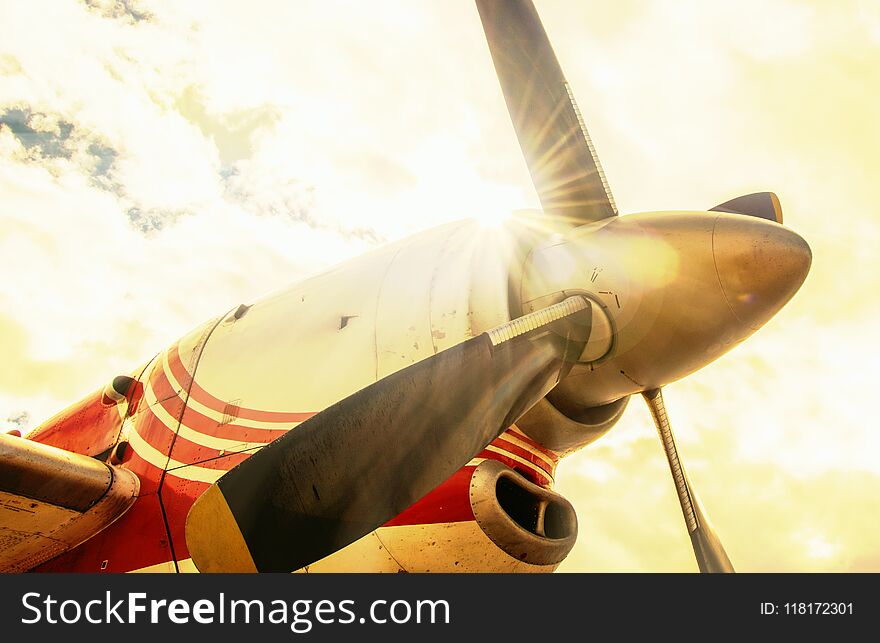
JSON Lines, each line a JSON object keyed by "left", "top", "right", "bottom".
{"left": 519, "top": 211, "right": 811, "bottom": 406}
{"left": 713, "top": 214, "right": 811, "bottom": 331}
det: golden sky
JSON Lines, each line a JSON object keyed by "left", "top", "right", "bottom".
{"left": 1, "top": 0, "right": 878, "bottom": 571}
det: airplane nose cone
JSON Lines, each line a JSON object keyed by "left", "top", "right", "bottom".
{"left": 712, "top": 214, "right": 811, "bottom": 331}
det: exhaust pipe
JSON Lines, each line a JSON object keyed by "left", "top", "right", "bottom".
{"left": 470, "top": 459, "right": 577, "bottom": 566}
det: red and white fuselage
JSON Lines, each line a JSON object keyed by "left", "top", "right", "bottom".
{"left": 26, "top": 219, "right": 578, "bottom": 573}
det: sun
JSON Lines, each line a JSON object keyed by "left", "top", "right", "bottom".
{"left": 472, "top": 207, "right": 513, "bottom": 229}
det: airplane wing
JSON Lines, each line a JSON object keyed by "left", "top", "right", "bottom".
{"left": 0, "top": 433, "right": 139, "bottom": 572}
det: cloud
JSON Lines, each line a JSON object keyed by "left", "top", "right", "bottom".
{"left": 82, "top": 0, "right": 152, "bottom": 24}
{"left": 0, "top": 0, "right": 381, "bottom": 418}
{"left": 0, "top": 106, "right": 121, "bottom": 192}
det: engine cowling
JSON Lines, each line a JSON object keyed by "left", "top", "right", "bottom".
{"left": 516, "top": 394, "right": 629, "bottom": 455}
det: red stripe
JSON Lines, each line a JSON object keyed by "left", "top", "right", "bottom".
{"left": 476, "top": 450, "right": 551, "bottom": 487}
{"left": 505, "top": 427, "right": 559, "bottom": 462}
{"left": 142, "top": 396, "right": 272, "bottom": 467}
{"left": 166, "top": 431, "right": 257, "bottom": 469}
{"left": 123, "top": 446, "right": 166, "bottom": 473}
{"left": 149, "top": 358, "right": 179, "bottom": 401}
{"left": 151, "top": 366, "right": 290, "bottom": 443}
{"left": 135, "top": 406, "right": 178, "bottom": 451}
{"left": 151, "top": 369, "right": 187, "bottom": 418}
{"left": 174, "top": 398, "right": 289, "bottom": 443}
{"left": 489, "top": 436, "right": 555, "bottom": 476}
{"left": 383, "top": 467, "right": 476, "bottom": 527}
{"left": 168, "top": 345, "right": 315, "bottom": 423}
{"left": 120, "top": 420, "right": 168, "bottom": 495}
{"left": 145, "top": 375, "right": 281, "bottom": 467}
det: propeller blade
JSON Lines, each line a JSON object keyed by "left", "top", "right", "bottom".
{"left": 186, "top": 297, "right": 592, "bottom": 572}
{"left": 710, "top": 192, "right": 783, "bottom": 224}
{"left": 642, "top": 388, "right": 734, "bottom": 573}
{"left": 476, "top": 0, "right": 617, "bottom": 225}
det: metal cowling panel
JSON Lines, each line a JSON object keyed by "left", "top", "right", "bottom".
{"left": 0, "top": 434, "right": 140, "bottom": 572}
{"left": 0, "top": 433, "right": 112, "bottom": 512}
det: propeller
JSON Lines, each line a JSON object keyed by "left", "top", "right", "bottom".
{"left": 476, "top": 0, "right": 617, "bottom": 225}
{"left": 187, "top": 0, "right": 748, "bottom": 574}
{"left": 186, "top": 297, "right": 592, "bottom": 572}
{"left": 480, "top": 0, "right": 737, "bottom": 573}
{"left": 711, "top": 192, "right": 783, "bottom": 224}
{"left": 642, "top": 388, "right": 734, "bottom": 573}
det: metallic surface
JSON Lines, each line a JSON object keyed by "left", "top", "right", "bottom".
{"left": 487, "top": 295, "right": 590, "bottom": 346}
{"left": 469, "top": 459, "right": 576, "bottom": 565}
{"left": 0, "top": 434, "right": 139, "bottom": 572}
{"left": 520, "top": 212, "right": 811, "bottom": 407}
{"left": 713, "top": 214, "right": 811, "bottom": 331}
{"left": 711, "top": 191, "right": 784, "bottom": 224}
{"left": 642, "top": 388, "right": 734, "bottom": 573}
{"left": 516, "top": 395, "right": 629, "bottom": 454}
{"left": 0, "top": 432, "right": 112, "bottom": 511}
{"left": 25, "top": 372, "right": 140, "bottom": 458}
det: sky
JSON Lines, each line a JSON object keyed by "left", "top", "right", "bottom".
{"left": 1, "top": 0, "right": 878, "bottom": 572}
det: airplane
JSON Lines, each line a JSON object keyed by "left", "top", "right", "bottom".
{"left": 0, "top": 0, "right": 810, "bottom": 574}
